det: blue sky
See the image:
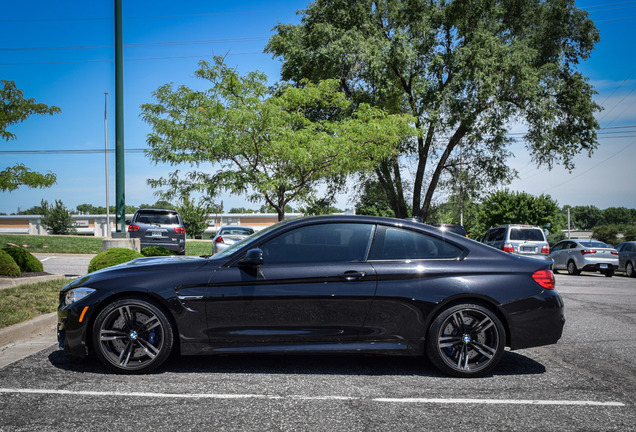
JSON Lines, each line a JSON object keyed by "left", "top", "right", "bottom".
{"left": 1, "top": 0, "right": 635, "bottom": 215}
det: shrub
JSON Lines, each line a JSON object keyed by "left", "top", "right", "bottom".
{"left": 2, "top": 246, "right": 43, "bottom": 272}
{"left": 623, "top": 226, "right": 636, "bottom": 242}
{"left": 88, "top": 248, "right": 143, "bottom": 273}
{"left": 141, "top": 246, "right": 174, "bottom": 257}
{"left": 0, "top": 250, "right": 20, "bottom": 276}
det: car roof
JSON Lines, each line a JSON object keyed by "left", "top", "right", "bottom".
{"left": 135, "top": 208, "right": 179, "bottom": 213}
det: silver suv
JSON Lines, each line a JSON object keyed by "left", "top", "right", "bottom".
{"left": 481, "top": 224, "right": 551, "bottom": 262}
{"left": 127, "top": 208, "right": 186, "bottom": 255}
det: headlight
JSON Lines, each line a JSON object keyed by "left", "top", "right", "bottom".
{"left": 64, "top": 287, "right": 96, "bottom": 305}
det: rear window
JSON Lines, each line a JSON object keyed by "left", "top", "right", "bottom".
{"left": 509, "top": 228, "right": 544, "bottom": 241}
{"left": 220, "top": 228, "right": 254, "bottom": 235}
{"left": 134, "top": 211, "right": 180, "bottom": 225}
{"left": 580, "top": 241, "right": 610, "bottom": 248}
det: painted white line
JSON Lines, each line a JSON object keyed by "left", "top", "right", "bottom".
{"left": 38, "top": 257, "right": 57, "bottom": 262}
{"left": 0, "top": 388, "right": 625, "bottom": 407}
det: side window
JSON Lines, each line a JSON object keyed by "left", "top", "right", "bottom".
{"left": 552, "top": 242, "right": 564, "bottom": 252}
{"left": 259, "top": 223, "right": 375, "bottom": 265}
{"left": 369, "top": 227, "right": 463, "bottom": 260}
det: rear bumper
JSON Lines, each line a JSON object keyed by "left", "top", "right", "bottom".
{"left": 504, "top": 289, "right": 565, "bottom": 350}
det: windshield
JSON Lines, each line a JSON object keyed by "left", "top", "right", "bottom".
{"left": 509, "top": 228, "right": 544, "bottom": 241}
{"left": 580, "top": 240, "right": 610, "bottom": 248}
{"left": 212, "top": 220, "right": 288, "bottom": 259}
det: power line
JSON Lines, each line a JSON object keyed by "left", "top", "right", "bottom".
{"left": 0, "top": 10, "right": 296, "bottom": 23}
{"left": 0, "top": 37, "right": 269, "bottom": 52}
{"left": 0, "top": 52, "right": 266, "bottom": 66}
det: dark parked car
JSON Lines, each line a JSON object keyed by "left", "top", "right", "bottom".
{"left": 615, "top": 241, "right": 636, "bottom": 277}
{"left": 127, "top": 208, "right": 186, "bottom": 255}
{"left": 58, "top": 215, "right": 564, "bottom": 377}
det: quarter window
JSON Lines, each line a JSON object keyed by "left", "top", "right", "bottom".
{"left": 370, "top": 227, "right": 462, "bottom": 260}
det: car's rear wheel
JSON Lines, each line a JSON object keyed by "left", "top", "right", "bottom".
{"left": 92, "top": 298, "right": 174, "bottom": 374}
{"left": 567, "top": 260, "right": 581, "bottom": 275}
{"left": 602, "top": 269, "right": 614, "bottom": 277}
{"left": 426, "top": 304, "right": 505, "bottom": 377}
{"left": 626, "top": 262, "right": 634, "bottom": 278}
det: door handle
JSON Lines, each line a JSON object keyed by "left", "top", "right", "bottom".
{"left": 338, "top": 271, "right": 366, "bottom": 281}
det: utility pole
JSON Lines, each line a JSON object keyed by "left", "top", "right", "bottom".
{"left": 114, "top": 0, "right": 126, "bottom": 234}
{"left": 104, "top": 92, "right": 111, "bottom": 238}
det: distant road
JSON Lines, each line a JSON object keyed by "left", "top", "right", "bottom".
{"left": 34, "top": 253, "right": 95, "bottom": 277}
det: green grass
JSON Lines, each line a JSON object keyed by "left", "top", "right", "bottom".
{"left": 0, "top": 234, "right": 102, "bottom": 254}
{"left": 0, "top": 278, "right": 68, "bottom": 329}
{"left": 0, "top": 234, "right": 213, "bottom": 256}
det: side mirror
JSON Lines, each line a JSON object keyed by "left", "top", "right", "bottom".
{"left": 240, "top": 248, "right": 263, "bottom": 267}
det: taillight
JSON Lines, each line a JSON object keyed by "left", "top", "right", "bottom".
{"left": 541, "top": 245, "right": 550, "bottom": 254}
{"left": 532, "top": 269, "right": 555, "bottom": 290}
{"left": 215, "top": 236, "right": 224, "bottom": 243}
{"left": 581, "top": 249, "right": 596, "bottom": 255}
{"left": 502, "top": 243, "right": 514, "bottom": 253}
{"left": 127, "top": 224, "right": 140, "bottom": 232}
{"left": 174, "top": 227, "right": 186, "bottom": 235}
{"left": 611, "top": 250, "right": 619, "bottom": 256}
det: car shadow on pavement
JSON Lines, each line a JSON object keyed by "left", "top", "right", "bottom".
{"left": 47, "top": 349, "right": 545, "bottom": 377}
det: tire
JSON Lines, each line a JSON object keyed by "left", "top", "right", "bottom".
{"left": 626, "top": 262, "right": 635, "bottom": 278}
{"left": 602, "top": 269, "right": 614, "bottom": 277}
{"left": 426, "top": 304, "right": 505, "bottom": 378}
{"left": 92, "top": 298, "right": 174, "bottom": 374}
{"left": 567, "top": 260, "right": 581, "bottom": 275}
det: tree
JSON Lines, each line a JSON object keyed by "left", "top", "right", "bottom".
{"left": 568, "top": 205, "right": 604, "bottom": 230}
{"left": 478, "top": 190, "right": 561, "bottom": 232}
{"left": 592, "top": 225, "right": 619, "bottom": 246}
{"left": 266, "top": 0, "right": 600, "bottom": 219}
{"left": 141, "top": 57, "right": 414, "bottom": 221}
{"left": 623, "top": 226, "right": 636, "bottom": 242}
{"left": 176, "top": 195, "right": 211, "bottom": 239}
{"left": 602, "top": 207, "right": 633, "bottom": 226}
{"left": 1, "top": 80, "right": 60, "bottom": 192}
{"left": 354, "top": 180, "right": 396, "bottom": 218}
{"left": 40, "top": 200, "right": 77, "bottom": 235}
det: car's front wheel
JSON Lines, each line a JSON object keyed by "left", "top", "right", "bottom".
{"left": 426, "top": 303, "right": 505, "bottom": 378}
{"left": 92, "top": 297, "right": 174, "bottom": 374}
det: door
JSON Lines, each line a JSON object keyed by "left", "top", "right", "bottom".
{"left": 203, "top": 222, "right": 377, "bottom": 346}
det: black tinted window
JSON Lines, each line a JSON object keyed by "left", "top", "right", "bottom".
{"left": 509, "top": 228, "right": 544, "bottom": 241}
{"left": 486, "top": 228, "right": 505, "bottom": 242}
{"left": 134, "top": 212, "right": 180, "bottom": 225}
{"left": 260, "top": 223, "right": 375, "bottom": 264}
{"left": 370, "top": 227, "right": 462, "bottom": 260}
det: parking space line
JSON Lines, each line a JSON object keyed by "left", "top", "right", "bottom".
{"left": 0, "top": 388, "right": 625, "bottom": 407}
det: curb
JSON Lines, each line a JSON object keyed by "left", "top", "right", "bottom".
{"left": 0, "top": 274, "right": 68, "bottom": 290}
{"left": 0, "top": 312, "right": 57, "bottom": 347}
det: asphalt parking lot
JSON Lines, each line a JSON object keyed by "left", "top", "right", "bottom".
{"left": 0, "top": 271, "right": 634, "bottom": 431}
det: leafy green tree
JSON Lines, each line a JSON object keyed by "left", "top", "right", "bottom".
{"left": 355, "top": 180, "right": 396, "bottom": 218}
{"left": 568, "top": 205, "right": 604, "bottom": 229}
{"left": 478, "top": 190, "right": 561, "bottom": 233}
{"left": 623, "top": 226, "right": 636, "bottom": 242}
{"left": 176, "top": 195, "right": 211, "bottom": 239}
{"left": 299, "top": 196, "right": 342, "bottom": 216}
{"left": 40, "top": 199, "right": 77, "bottom": 235}
{"left": 141, "top": 57, "right": 414, "bottom": 221}
{"left": 592, "top": 225, "right": 619, "bottom": 246}
{"left": 602, "top": 207, "right": 633, "bottom": 226}
{"left": 266, "top": 0, "right": 601, "bottom": 219}
{"left": 1, "top": 80, "right": 60, "bottom": 192}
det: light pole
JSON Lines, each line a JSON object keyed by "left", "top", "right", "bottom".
{"left": 104, "top": 92, "right": 111, "bottom": 238}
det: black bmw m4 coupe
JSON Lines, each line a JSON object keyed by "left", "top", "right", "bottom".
{"left": 58, "top": 215, "right": 564, "bottom": 377}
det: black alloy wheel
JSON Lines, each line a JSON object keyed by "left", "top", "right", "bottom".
{"left": 426, "top": 304, "right": 505, "bottom": 378}
{"left": 567, "top": 260, "right": 581, "bottom": 275}
{"left": 626, "top": 262, "right": 634, "bottom": 278}
{"left": 93, "top": 298, "right": 174, "bottom": 373}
